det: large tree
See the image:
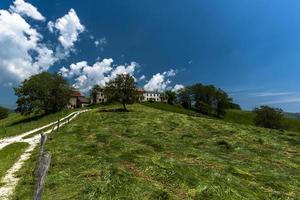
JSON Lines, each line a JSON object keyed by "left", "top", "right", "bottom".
{"left": 103, "top": 74, "right": 137, "bottom": 111}
{"left": 164, "top": 90, "right": 176, "bottom": 105}
{"left": 253, "top": 105, "right": 284, "bottom": 130}
{"left": 90, "top": 84, "right": 102, "bottom": 104}
{"left": 15, "top": 72, "right": 72, "bottom": 115}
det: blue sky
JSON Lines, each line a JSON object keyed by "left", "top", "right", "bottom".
{"left": 1, "top": 0, "right": 300, "bottom": 112}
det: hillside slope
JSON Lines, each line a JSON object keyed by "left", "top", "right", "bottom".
{"left": 13, "top": 104, "right": 300, "bottom": 199}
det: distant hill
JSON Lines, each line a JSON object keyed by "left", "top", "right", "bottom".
{"left": 284, "top": 112, "right": 300, "bottom": 119}
{"left": 0, "top": 104, "right": 16, "bottom": 113}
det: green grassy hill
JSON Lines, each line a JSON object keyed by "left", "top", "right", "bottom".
{"left": 143, "top": 102, "right": 300, "bottom": 133}
{"left": 0, "top": 109, "right": 79, "bottom": 139}
{"left": 13, "top": 104, "right": 300, "bottom": 199}
{"left": 225, "top": 109, "right": 300, "bottom": 133}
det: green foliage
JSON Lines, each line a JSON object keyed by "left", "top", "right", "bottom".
{"left": 164, "top": 90, "right": 176, "bottom": 105}
{"left": 103, "top": 74, "right": 137, "bottom": 111}
{"left": 229, "top": 102, "right": 241, "bottom": 110}
{"left": 0, "top": 106, "right": 9, "bottom": 120}
{"left": 90, "top": 84, "right": 102, "bottom": 104}
{"left": 14, "top": 72, "right": 72, "bottom": 115}
{"left": 177, "top": 88, "right": 192, "bottom": 109}
{"left": 13, "top": 104, "right": 300, "bottom": 199}
{"left": 253, "top": 105, "right": 284, "bottom": 130}
{"left": 177, "top": 83, "right": 237, "bottom": 117}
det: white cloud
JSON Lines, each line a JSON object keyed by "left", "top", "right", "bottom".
{"left": 60, "top": 59, "right": 138, "bottom": 93}
{"left": 0, "top": 9, "right": 56, "bottom": 85}
{"left": 250, "top": 92, "right": 296, "bottom": 97}
{"left": 172, "top": 84, "right": 184, "bottom": 92}
{"left": 94, "top": 40, "right": 100, "bottom": 47}
{"left": 9, "top": 0, "right": 45, "bottom": 21}
{"left": 49, "top": 8, "right": 85, "bottom": 49}
{"left": 139, "top": 75, "right": 146, "bottom": 81}
{"left": 94, "top": 37, "right": 107, "bottom": 47}
{"left": 262, "top": 97, "right": 300, "bottom": 105}
{"left": 144, "top": 69, "right": 176, "bottom": 92}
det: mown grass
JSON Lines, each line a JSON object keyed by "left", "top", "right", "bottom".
{"left": 141, "top": 102, "right": 203, "bottom": 117}
{"left": 13, "top": 104, "right": 300, "bottom": 199}
{"left": 0, "top": 142, "right": 29, "bottom": 184}
{"left": 0, "top": 109, "right": 79, "bottom": 139}
{"left": 143, "top": 102, "right": 300, "bottom": 133}
{"left": 225, "top": 109, "right": 300, "bottom": 133}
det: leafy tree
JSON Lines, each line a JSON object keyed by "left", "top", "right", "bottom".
{"left": 0, "top": 106, "right": 9, "bottom": 120}
{"left": 177, "top": 83, "right": 239, "bottom": 117}
{"left": 90, "top": 85, "right": 102, "bottom": 104}
{"left": 177, "top": 88, "right": 192, "bottom": 109}
{"left": 164, "top": 90, "right": 176, "bottom": 104}
{"left": 103, "top": 74, "right": 137, "bottom": 111}
{"left": 215, "top": 89, "right": 230, "bottom": 117}
{"left": 229, "top": 102, "right": 241, "bottom": 110}
{"left": 15, "top": 72, "right": 72, "bottom": 115}
{"left": 253, "top": 105, "right": 284, "bottom": 130}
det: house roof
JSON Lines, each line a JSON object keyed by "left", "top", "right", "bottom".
{"left": 137, "top": 88, "right": 145, "bottom": 93}
{"left": 78, "top": 96, "right": 89, "bottom": 103}
{"left": 71, "top": 91, "right": 83, "bottom": 97}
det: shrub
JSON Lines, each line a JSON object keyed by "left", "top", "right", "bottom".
{"left": 253, "top": 105, "right": 284, "bottom": 130}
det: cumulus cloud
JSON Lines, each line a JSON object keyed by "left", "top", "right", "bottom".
{"left": 0, "top": 9, "right": 56, "bottom": 84}
{"left": 48, "top": 8, "right": 85, "bottom": 49}
{"left": 172, "top": 84, "right": 184, "bottom": 92}
{"left": 9, "top": 0, "right": 45, "bottom": 21}
{"left": 60, "top": 59, "right": 138, "bottom": 92}
{"left": 144, "top": 69, "right": 176, "bottom": 92}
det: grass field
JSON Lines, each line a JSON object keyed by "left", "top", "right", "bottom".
{"left": 0, "top": 109, "right": 79, "bottom": 139}
{"left": 12, "top": 104, "right": 300, "bottom": 199}
{"left": 143, "top": 102, "right": 300, "bottom": 133}
{"left": 141, "top": 102, "right": 203, "bottom": 117}
{"left": 0, "top": 142, "right": 29, "bottom": 185}
{"left": 225, "top": 109, "right": 300, "bottom": 133}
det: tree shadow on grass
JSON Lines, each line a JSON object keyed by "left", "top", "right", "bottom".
{"left": 99, "top": 108, "right": 130, "bottom": 113}
{"left": 8, "top": 113, "right": 48, "bottom": 127}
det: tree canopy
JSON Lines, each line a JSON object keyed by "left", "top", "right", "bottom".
{"left": 253, "top": 105, "right": 284, "bottom": 130}
{"left": 90, "top": 84, "right": 102, "bottom": 104}
{"left": 164, "top": 90, "right": 176, "bottom": 105}
{"left": 103, "top": 74, "right": 137, "bottom": 111}
{"left": 177, "top": 83, "right": 236, "bottom": 117}
{"left": 14, "top": 72, "right": 72, "bottom": 115}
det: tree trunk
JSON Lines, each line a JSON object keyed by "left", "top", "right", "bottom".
{"left": 122, "top": 102, "right": 127, "bottom": 111}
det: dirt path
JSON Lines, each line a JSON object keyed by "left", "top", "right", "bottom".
{"left": 0, "top": 110, "right": 88, "bottom": 200}
{"left": 0, "top": 111, "right": 82, "bottom": 150}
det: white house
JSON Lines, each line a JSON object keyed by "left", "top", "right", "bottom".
{"left": 95, "top": 91, "right": 107, "bottom": 103}
{"left": 92, "top": 88, "right": 166, "bottom": 103}
{"left": 137, "top": 89, "right": 166, "bottom": 102}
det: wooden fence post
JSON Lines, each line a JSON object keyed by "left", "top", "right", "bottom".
{"left": 57, "top": 119, "right": 60, "bottom": 132}
{"left": 33, "top": 133, "right": 51, "bottom": 200}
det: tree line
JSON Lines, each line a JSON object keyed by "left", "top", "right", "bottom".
{"left": 165, "top": 83, "right": 240, "bottom": 118}
{"left": 7, "top": 72, "right": 286, "bottom": 131}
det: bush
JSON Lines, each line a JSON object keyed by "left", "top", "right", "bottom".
{"left": 253, "top": 105, "right": 284, "bottom": 130}
{"left": 0, "top": 106, "right": 9, "bottom": 120}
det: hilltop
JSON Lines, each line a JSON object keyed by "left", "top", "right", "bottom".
{"left": 9, "top": 104, "right": 299, "bottom": 199}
